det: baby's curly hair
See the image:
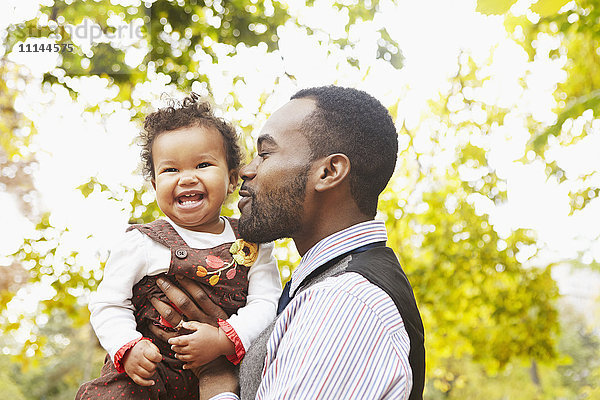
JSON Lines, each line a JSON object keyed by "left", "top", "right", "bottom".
{"left": 140, "top": 93, "right": 242, "bottom": 180}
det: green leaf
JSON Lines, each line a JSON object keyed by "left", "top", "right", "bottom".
{"left": 476, "top": 0, "right": 518, "bottom": 15}
{"left": 530, "top": 90, "right": 600, "bottom": 153}
{"left": 77, "top": 181, "right": 95, "bottom": 198}
{"left": 530, "top": 0, "right": 570, "bottom": 16}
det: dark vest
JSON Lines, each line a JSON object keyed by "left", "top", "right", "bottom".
{"left": 239, "top": 246, "right": 425, "bottom": 399}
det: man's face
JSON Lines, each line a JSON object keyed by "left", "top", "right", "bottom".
{"left": 238, "top": 98, "right": 316, "bottom": 243}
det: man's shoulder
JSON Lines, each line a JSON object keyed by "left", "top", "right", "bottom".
{"left": 286, "top": 272, "right": 408, "bottom": 346}
{"left": 302, "top": 246, "right": 405, "bottom": 302}
{"left": 302, "top": 272, "right": 398, "bottom": 316}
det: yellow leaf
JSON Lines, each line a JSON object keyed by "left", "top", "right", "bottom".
{"left": 476, "top": 0, "right": 518, "bottom": 15}
{"left": 530, "top": 0, "right": 570, "bottom": 16}
{"left": 209, "top": 275, "right": 219, "bottom": 286}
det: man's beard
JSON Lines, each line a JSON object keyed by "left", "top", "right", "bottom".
{"left": 238, "top": 165, "right": 310, "bottom": 243}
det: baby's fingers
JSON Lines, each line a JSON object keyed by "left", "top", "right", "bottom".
{"left": 135, "top": 356, "right": 159, "bottom": 374}
{"left": 143, "top": 343, "right": 163, "bottom": 363}
{"left": 129, "top": 370, "right": 156, "bottom": 387}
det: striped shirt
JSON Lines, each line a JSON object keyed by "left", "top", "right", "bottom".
{"left": 211, "top": 220, "right": 412, "bottom": 400}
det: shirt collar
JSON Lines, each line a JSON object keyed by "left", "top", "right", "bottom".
{"left": 289, "top": 220, "right": 388, "bottom": 296}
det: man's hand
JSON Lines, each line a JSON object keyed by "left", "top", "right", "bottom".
{"left": 122, "top": 339, "right": 162, "bottom": 386}
{"left": 169, "top": 321, "right": 235, "bottom": 369}
{"left": 148, "top": 275, "right": 228, "bottom": 342}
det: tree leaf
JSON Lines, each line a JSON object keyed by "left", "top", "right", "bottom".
{"left": 476, "top": 0, "right": 518, "bottom": 15}
{"left": 530, "top": 0, "right": 570, "bottom": 16}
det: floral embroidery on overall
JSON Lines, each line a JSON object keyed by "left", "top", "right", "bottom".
{"left": 196, "top": 239, "right": 259, "bottom": 286}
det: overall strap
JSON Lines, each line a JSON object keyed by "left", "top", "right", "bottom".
{"left": 127, "top": 217, "right": 239, "bottom": 248}
{"left": 126, "top": 219, "right": 190, "bottom": 250}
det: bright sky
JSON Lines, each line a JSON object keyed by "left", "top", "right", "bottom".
{"left": 1, "top": 0, "right": 599, "bottom": 347}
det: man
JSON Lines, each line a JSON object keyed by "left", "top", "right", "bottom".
{"left": 153, "top": 86, "right": 425, "bottom": 399}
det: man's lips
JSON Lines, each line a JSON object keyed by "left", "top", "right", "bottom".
{"left": 238, "top": 188, "right": 252, "bottom": 212}
{"left": 238, "top": 196, "right": 250, "bottom": 212}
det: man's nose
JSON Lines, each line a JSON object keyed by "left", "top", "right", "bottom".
{"left": 240, "top": 157, "right": 258, "bottom": 181}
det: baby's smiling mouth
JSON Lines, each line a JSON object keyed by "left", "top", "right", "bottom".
{"left": 177, "top": 193, "right": 204, "bottom": 206}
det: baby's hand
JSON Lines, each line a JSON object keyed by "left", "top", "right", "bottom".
{"left": 168, "top": 321, "right": 234, "bottom": 369}
{"left": 123, "top": 339, "right": 162, "bottom": 386}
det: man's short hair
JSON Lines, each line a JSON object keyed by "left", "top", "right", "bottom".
{"left": 291, "top": 86, "right": 398, "bottom": 217}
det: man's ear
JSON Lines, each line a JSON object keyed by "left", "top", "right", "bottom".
{"left": 314, "top": 153, "right": 350, "bottom": 192}
{"left": 227, "top": 170, "right": 238, "bottom": 194}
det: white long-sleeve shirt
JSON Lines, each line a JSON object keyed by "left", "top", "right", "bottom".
{"left": 89, "top": 217, "right": 282, "bottom": 363}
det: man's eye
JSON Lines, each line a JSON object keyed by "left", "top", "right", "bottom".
{"left": 258, "top": 152, "right": 270, "bottom": 158}
{"left": 197, "top": 162, "right": 210, "bottom": 168}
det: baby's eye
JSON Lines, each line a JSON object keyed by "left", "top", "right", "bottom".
{"left": 197, "top": 162, "right": 210, "bottom": 168}
{"left": 162, "top": 167, "right": 178, "bottom": 173}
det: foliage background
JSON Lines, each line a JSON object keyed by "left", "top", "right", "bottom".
{"left": 1, "top": 0, "right": 600, "bottom": 398}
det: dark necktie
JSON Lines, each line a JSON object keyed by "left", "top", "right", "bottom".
{"left": 276, "top": 280, "right": 292, "bottom": 315}
{"left": 276, "top": 241, "right": 385, "bottom": 315}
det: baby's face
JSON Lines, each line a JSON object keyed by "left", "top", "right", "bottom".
{"left": 151, "top": 125, "right": 236, "bottom": 233}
